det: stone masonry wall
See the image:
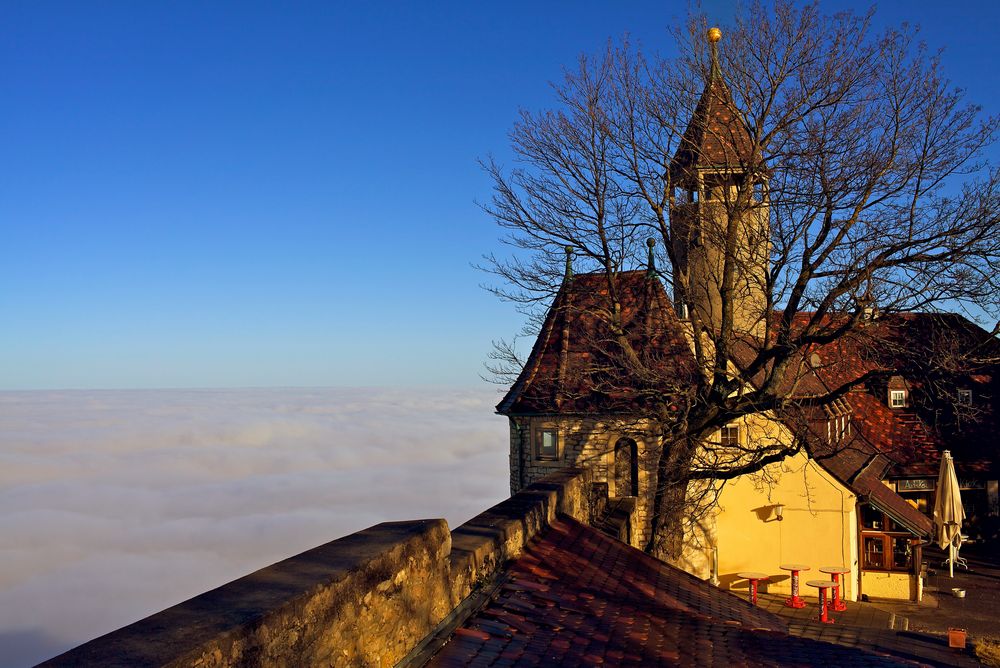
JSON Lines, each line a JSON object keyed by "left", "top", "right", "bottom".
{"left": 41, "top": 467, "right": 612, "bottom": 668}
{"left": 509, "top": 416, "right": 658, "bottom": 550}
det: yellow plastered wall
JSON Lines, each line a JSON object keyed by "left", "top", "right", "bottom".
{"left": 676, "top": 479, "right": 719, "bottom": 579}
{"left": 861, "top": 571, "right": 918, "bottom": 601}
{"left": 708, "top": 415, "right": 860, "bottom": 602}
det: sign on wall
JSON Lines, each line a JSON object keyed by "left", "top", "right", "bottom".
{"left": 896, "top": 479, "right": 934, "bottom": 491}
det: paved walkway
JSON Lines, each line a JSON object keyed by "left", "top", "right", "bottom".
{"left": 733, "top": 542, "right": 1000, "bottom": 665}
{"left": 754, "top": 592, "right": 980, "bottom": 667}
{"left": 872, "top": 544, "right": 1000, "bottom": 643}
{"left": 756, "top": 592, "right": 897, "bottom": 629}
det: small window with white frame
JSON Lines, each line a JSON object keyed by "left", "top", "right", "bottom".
{"left": 889, "top": 390, "right": 907, "bottom": 408}
{"left": 720, "top": 424, "right": 740, "bottom": 447}
{"left": 535, "top": 427, "right": 559, "bottom": 460}
{"left": 958, "top": 389, "right": 972, "bottom": 405}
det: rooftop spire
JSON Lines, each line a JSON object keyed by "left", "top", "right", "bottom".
{"left": 646, "top": 238, "right": 657, "bottom": 278}
{"left": 669, "top": 24, "right": 758, "bottom": 186}
{"left": 564, "top": 245, "right": 574, "bottom": 282}
{"left": 707, "top": 27, "right": 722, "bottom": 79}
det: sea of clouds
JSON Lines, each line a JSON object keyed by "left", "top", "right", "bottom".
{"left": 0, "top": 386, "right": 509, "bottom": 667}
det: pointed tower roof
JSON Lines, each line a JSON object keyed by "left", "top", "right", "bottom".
{"left": 670, "top": 28, "right": 757, "bottom": 186}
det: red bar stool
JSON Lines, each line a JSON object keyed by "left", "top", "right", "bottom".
{"left": 737, "top": 571, "right": 769, "bottom": 606}
{"left": 806, "top": 580, "right": 838, "bottom": 623}
{"left": 779, "top": 563, "right": 810, "bottom": 608}
{"left": 819, "top": 566, "right": 850, "bottom": 612}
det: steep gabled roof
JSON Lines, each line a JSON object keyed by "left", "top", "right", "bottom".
{"left": 497, "top": 271, "right": 697, "bottom": 416}
{"left": 807, "top": 430, "right": 934, "bottom": 537}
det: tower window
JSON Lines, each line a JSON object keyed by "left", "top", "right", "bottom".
{"left": 535, "top": 427, "right": 559, "bottom": 459}
{"left": 720, "top": 424, "right": 740, "bottom": 447}
{"left": 703, "top": 175, "right": 729, "bottom": 201}
{"left": 958, "top": 389, "right": 972, "bottom": 405}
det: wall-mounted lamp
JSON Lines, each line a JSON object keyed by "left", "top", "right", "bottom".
{"left": 774, "top": 503, "right": 785, "bottom": 521}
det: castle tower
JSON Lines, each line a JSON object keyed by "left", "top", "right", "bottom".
{"left": 670, "top": 27, "right": 769, "bottom": 339}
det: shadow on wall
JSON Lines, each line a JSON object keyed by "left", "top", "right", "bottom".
{"left": 1, "top": 628, "right": 68, "bottom": 668}
{"left": 751, "top": 505, "right": 782, "bottom": 523}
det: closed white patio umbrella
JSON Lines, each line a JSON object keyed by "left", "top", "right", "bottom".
{"left": 933, "top": 450, "right": 966, "bottom": 578}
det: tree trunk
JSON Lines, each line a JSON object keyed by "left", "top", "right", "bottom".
{"left": 646, "top": 433, "right": 697, "bottom": 561}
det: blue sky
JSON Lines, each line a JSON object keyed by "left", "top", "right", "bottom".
{"left": 2, "top": 1, "right": 998, "bottom": 390}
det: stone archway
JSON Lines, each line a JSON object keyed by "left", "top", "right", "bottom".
{"left": 614, "top": 437, "right": 639, "bottom": 497}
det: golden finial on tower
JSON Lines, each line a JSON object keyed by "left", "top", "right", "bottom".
{"left": 706, "top": 27, "right": 722, "bottom": 77}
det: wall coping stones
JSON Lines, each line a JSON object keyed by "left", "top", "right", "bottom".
{"left": 39, "top": 467, "right": 603, "bottom": 668}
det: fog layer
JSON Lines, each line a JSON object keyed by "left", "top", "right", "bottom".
{"left": 0, "top": 387, "right": 508, "bottom": 667}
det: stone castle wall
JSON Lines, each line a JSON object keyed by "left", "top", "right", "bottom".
{"left": 41, "top": 467, "right": 621, "bottom": 668}
{"left": 509, "top": 416, "right": 657, "bottom": 550}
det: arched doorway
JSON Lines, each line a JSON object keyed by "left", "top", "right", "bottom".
{"left": 614, "top": 438, "right": 638, "bottom": 497}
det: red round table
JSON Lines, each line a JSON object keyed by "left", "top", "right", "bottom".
{"left": 737, "top": 571, "right": 769, "bottom": 606}
{"left": 779, "top": 563, "right": 810, "bottom": 608}
{"left": 819, "top": 566, "right": 850, "bottom": 611}
{"left": 807, "top": 579, "right": 838, "bottom": 624}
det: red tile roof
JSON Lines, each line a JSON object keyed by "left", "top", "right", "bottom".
{"left": 497, "top": 271, "right": 696, "bottom": 416}
{"left": 498, "top": 263, "right": 993, "bottom": 531}
{"left": 428, "top": 517, "right": 920, "bottom": 667}
{"left": 769, "top": 311, "right": 999, "bottom": 535}
{"left": 789, "top": 312, "right": 999, "bottom": 480}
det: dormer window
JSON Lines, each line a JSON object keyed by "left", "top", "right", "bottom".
{"left": 828, "top": 415, "right": 850, "bottom": 442}
{"left": 823, "top": 398, "right": 852, "bottom": 442}
{"left": 889, "top": 390, "right": 907, "bottom": 408}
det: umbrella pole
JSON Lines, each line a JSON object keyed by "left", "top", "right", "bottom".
{"left": 950, "top": 543, "right": 955, "bottom": 579}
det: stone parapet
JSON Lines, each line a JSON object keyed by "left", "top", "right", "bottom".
{"left": 41, "top": 467, "right": 604, "bottom": 668}
{"left": 39, "top": 520, "right": 454, "bottom": 668}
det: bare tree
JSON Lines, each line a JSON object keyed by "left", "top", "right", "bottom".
{"left": 484, "top": 1, "right": 999, "bottom": 558}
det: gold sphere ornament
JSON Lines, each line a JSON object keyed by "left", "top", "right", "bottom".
{"left": 707, "top": 27, "right": 722, "bottom": 43}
